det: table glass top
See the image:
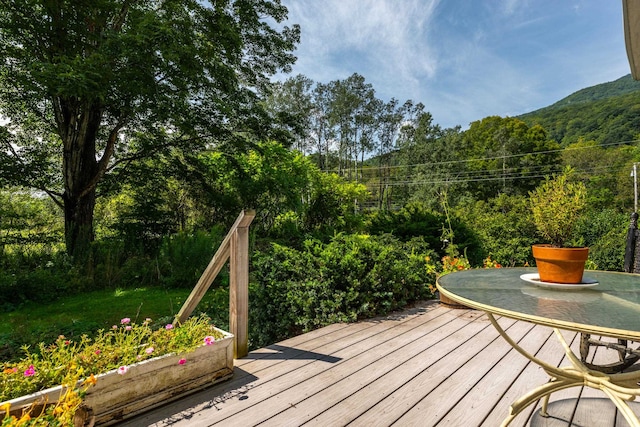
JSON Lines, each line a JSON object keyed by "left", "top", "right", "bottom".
{"left": 437, "top": 267, "right": 640, "bottom": 339}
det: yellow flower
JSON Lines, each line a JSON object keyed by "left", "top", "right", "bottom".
{"left": 0, "top": 402, "right": 10, "bottom": 413}
{"left": 16, "top": 413, "right": 31, "bottom": 425}
{"left": 84, "top": 374, "right": 97, "bottom": 386}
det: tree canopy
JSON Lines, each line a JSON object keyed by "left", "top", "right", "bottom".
{"left": 0, "top": 0, "right": 300, "bottom": 256}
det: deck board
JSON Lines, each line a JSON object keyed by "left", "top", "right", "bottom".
{"left": 116, "top": 301, "right": 640, "bottom": 427}
{"left": 440, "top": 321, "right": 550, "bottom": 426}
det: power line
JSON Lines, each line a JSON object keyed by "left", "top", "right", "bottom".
{"left": 366, "top": 163, "right": 625, "bottom": 187}
{"left": 321, "top": 138, "right": 640, "bottom": 173}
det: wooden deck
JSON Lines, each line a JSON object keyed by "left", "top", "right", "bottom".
{"left": 116, "top": 301, "right": 640, "bottom": 427}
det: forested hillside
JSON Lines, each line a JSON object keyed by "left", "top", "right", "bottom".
{"left": 519, "top": 74, "right": 640, "bottom": 146}
{"left": 548, "top": 74, "right": 640, "bottom": 107}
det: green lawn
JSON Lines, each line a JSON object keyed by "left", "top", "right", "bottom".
{"left": 0, "top": 287, "right": 193, "bottom": 361}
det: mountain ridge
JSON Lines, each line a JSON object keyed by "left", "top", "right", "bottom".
{"left": 518, "top": 74, "right": 640, "bottom": 146}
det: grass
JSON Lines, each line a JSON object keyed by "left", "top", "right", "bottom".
{"left": 0, "top": 287, "right": 193, "bottom": 361}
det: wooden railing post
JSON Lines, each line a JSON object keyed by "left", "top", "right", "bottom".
{"left": 230, "top": 222, "right": 250, "bottom": 358}
{"left": 173, "top": 209, "right": 255, "bottom": 359}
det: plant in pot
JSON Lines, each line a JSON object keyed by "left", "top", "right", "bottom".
{"left": 529, "top": 168, "right": 588, "bottom": 284}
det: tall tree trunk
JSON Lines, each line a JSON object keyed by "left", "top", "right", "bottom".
{"left": 58, "top": 98, "right": 103, "bottom": 257}
{"left": 64, "top": 189, "right": 96, "bottom": 258}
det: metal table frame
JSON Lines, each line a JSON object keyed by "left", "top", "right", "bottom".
{"left": 437, "top": 268, "right": 640, "bottom": 427}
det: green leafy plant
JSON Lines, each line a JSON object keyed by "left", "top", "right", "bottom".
{"left": 529, "top": 168, "right": 587, "bottom": 247}
{"left": 250, "top": 234, "right": 436, "bottom": 348}
{"left": 1, "top": 314, "right": 223, "bottom": 406}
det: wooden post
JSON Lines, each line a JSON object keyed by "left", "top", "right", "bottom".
{"left": 173, "top": 209, "right": 255, "bottom": 359}
{"left": 230, "top": 223, "right": 250, "bottom": 358}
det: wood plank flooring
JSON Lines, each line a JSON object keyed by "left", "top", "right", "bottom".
{"left": 115, "top": 301, "right": 640, "bottom": 427}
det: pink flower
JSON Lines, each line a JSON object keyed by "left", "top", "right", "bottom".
{"left": 24, "top": 365, "right": 35, "bottom": 377}
{"left": 121, "top": 318, "right": 131, "bottom": 325}
{"left": 145, "top": 347, "right": 154, "bottom": 354}
{"left": 204, "top": 336, "right": 216, "bottom": 346}
{"left": 178, "top": 358, "right": 186, "bottom": 365}
{"left": 112, "top": 325, "right": 118, "bottom": 330}
{"left": 117, "top": 366, "right": 129, "bottom": 375}
{"left": 165, "top": 324, "right": 174, "bottom": 330}
{"left": 125, "top": 326, "right": 132, "bottom": 331}
{"left": 95, "top": 350, "right": 101, "bottom": 355}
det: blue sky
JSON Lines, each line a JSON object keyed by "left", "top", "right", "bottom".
{"left": 278, "top": 1, "right": 630, "bottom": 129}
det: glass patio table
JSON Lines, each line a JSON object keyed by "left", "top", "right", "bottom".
{"left": 437, "top": 267, "right": 640, "bottom": 427}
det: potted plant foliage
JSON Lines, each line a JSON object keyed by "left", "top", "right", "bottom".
{"left": 529, "top": 167, "right": 588, "bottom": 284}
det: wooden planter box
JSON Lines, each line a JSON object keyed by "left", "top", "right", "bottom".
{"left": 2, "top": 328, "right": 234, "bottom": 426}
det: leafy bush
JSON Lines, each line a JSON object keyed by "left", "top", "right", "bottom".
{"left": 573, "top": 209, "right": 627, "bottom": 270}
{"left": 249, "top": 234, "right": 436, "bottom": 348}
{"left": 268, "top": 211, "right": 304, "bottom": 242}
{"left": 453, "top": 194, "right": 536, "bottom": 267}
{"left": 367, "top": 202, "right": 480, "bottom": 263}
{"left": 303, "top": 172, "right": 369, "bottom": 237}
{"left": 589, "top": 228, "right": 627, "bottom": 271}
{"left": 367, "top": 203, "right": 444, "bottom": 245}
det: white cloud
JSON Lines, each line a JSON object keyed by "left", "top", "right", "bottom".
{"left": 280, "top": 0, "right": 630, "bottom": 129}
{"left": 283, "top": 0, "right": 439, "bottom": 83}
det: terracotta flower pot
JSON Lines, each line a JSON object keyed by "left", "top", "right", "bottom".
{"left": 532, "top": 244, "right": 589, "bottom": 284}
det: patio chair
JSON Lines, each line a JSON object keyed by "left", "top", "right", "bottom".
{"left": 579, "top": 212, "right": 640, "bottom": 373}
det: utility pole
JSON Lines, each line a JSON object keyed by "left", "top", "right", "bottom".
{"left": 633, "top": 163, "right": 638, "bottom": 213}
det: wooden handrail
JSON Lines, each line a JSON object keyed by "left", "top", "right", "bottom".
{"left": 173, "top": 209, "right": 256, "bottom": 358}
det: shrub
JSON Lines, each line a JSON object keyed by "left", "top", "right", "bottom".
{"left": 0, "top": 259, "right": 85, "bottom": 309}
{"left": 367, "top": 203, "right": 444, "bottom": 245}
{"left": 249, "top": 234, "right": 436, "bottom": 348}
{"left": 453, "top": 194, "right": 536, "bottom": 267}
{"left": 569, "top": 208, "right": 627, "bottom": 271}
{"left": 366, "top": 202, "right": 480, "bottom": 263}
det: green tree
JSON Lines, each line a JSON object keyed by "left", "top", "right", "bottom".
{"left": 326, "top": 74, "right": 379, "bottom": 179}
{"left": 463, "top": 116, "right": 561, "bottom": 199}
{"left": 309, "top": 82, "right": 334, "bottom": 170}
{"left": 374, "top": 98, "right": 407, "bottom": 209}
{"left": 0, "top": 0, "right": 299, "bottom": 257}
{"left": 393, "top": 105, "right": 448, "bottom": 207}
{"left": 562, "top": 139, "right": 638, "bottom": 210}
{"left": 265, "top": 74, "right": 315, "bottom": 153}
